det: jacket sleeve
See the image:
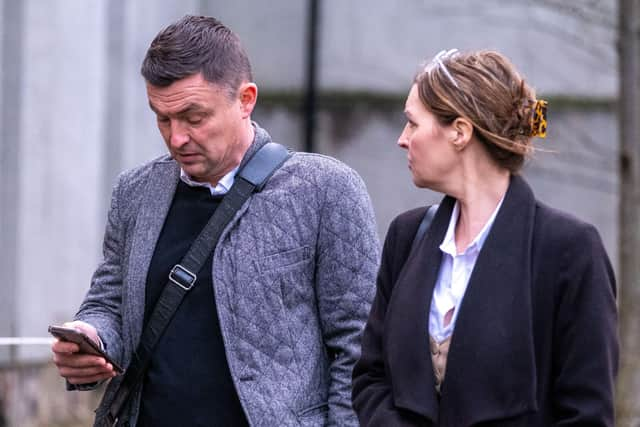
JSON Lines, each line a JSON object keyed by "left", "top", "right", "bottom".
{"left": 552, "top": 224, "right": 618, "bottom": 426}
{"left": 68, "top": 174, "right": 127, "bottom": 390}
{"left": 352, "top": 216, "right": 421, "bottom": 426}
{"left": 314, "top": 166, "right": 380, "bottom": 426}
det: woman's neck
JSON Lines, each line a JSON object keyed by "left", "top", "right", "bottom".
{"left": 451, "top": 165, "right": 510, "bottom": 254}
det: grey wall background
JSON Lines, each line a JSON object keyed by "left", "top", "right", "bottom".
{"left": 0, "top": 0, "right": 617, "bottom": 365}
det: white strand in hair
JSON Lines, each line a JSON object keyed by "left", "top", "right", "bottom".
{"left": 424, "top": 49, "right": 460, "bottom": 88}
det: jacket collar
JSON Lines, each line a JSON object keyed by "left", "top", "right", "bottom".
{"left": 387, "top": 175, "right": 539, "bottom": 426}
{"left": 238, "top": 121, "right": 272, "bottom": 171}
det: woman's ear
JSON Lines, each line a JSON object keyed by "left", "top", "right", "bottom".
{"left": 450, "top": 117, "right": 473, "bottom": 151}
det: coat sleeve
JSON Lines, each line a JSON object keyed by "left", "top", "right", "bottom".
{"left": 69, "top": 174, "right": 127, "bottom": 390}
{"left": 314, "top": 166, "right": 380, "bottom": 426}
{"left": 552, "top": 224, "right": 618, "bottom": 426}
{"left": 352, "top": 216, "right": 422, "bottom": 427}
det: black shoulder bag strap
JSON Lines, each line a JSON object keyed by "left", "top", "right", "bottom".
{"left": 410, "top": 204, "right": 439, "bottom": 254}
{"left": 105, "top": 142, "right": 291, "bottom": 426}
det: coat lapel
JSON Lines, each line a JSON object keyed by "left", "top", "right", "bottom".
{"left": 210, "top": 122, "right": 270, "bottom": 260}
{"left": 384, "top": 197, "right": 455, "bottom": 424}
{"left": 123, "top": 159, "right": 179, "bottom": 361}
{"left": 439, "top": 175, "right": 538, "bottom": 425}
{"left": 210, "top": 124, "right": 272, "bottom": 320}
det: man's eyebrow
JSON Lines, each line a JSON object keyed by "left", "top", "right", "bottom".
{"left": 148, "top": 102, "right": 206, "bottom": 116}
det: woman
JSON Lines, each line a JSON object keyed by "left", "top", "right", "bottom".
{"left": 352, "top": 49, "right": 618, "bottom": 426}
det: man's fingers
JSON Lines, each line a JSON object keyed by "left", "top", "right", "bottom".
{"left": 53, "top": 352, "right": 106, "bottom": 369}
{"left": 66, "top": 372, "right": 115, "bottom": 385}
{"left": 50, "top": 320, "right": 111, "bottom": 386}
{"left": 53, "top": 352, "right": 116, "bottom": 385}
{"left": 59, "top": 364, "right": 113, "bottom": 378}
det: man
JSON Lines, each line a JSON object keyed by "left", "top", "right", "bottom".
{"left": 52, "top": 15, "right": 379, "bottom": 426}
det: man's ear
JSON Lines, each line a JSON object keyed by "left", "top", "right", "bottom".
{"left": 450, "top": 117, "right": 473, "bottom": 151}
{"left": 238, "top": 82, "right": 258, "bottom": 118}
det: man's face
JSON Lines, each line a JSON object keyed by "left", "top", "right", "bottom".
{"left": 146, "top": 73, "right": 256, "bottom": 185}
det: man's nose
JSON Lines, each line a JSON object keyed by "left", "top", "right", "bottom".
{"left": 169, "top": 121, "right": 189, "bottom": 148}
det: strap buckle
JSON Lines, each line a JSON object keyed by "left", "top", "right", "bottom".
{"left": 169, "top": 264, "right": 197, "bottom": 291}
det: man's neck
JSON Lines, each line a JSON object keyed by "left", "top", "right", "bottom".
{"left": 202, "top": 121, "right": 255, "bottom": 186}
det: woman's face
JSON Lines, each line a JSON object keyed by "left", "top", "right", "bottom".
{"left": 398, "top": 84, "right": 458, "bottom": 189}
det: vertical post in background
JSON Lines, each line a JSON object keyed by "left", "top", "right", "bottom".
{"left": 303, "top": 0, "right": 319, "bottom": 153}
{"left": 0, "top": 0, "right": 23, "bottom": 365}
{"left": 617, "top": 0, "right": 640, "bottom": 423}
{"left": 102, "top": 0, "right": 125, "bottom": 217}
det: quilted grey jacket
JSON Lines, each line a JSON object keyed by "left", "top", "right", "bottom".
{"left": 73, "top": 124, "right": 380, "bottom": 426}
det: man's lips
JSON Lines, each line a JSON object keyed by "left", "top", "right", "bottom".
{"left": 176, "top": 152, "right": 201, "bottom": 161}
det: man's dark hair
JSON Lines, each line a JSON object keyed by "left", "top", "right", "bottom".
{"left": 141, "top": 15, "right": 252, "bottom": 95}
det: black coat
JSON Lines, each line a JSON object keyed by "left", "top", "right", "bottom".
{"left": 352, "top": 176, "right": 618, "bottom": 426}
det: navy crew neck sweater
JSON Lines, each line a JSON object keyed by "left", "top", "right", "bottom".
{"left": 137, "top": 181, "right": 249, "bottom": 427}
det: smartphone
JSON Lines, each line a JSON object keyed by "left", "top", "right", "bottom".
{"left": 48, "top": 325, "right": 124, "bottom": 373}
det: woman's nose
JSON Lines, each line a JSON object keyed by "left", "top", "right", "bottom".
{"left": 397, "top": 132, "right": 409, "bottom": 149}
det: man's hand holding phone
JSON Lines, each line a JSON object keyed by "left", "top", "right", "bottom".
{"left": 50, "top": 320, "right": 120, "bottom": 385}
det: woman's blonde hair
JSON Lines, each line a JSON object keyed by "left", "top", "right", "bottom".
{"left": 415, "top": 50, "right": 540, "bottom": 173}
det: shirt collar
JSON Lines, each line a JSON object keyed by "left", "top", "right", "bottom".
{"left": 179, "top": 166, "right": 239, "bottom": 196}
{"left": 439, "top": 195, "right": 505, "bottom": 256}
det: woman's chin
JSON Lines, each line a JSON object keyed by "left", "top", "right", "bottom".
{"left": 412, "top": 175, "right": 440, "bottom": 192}
{"left": 411, "top": 175, "right": 428, "bottom": 188}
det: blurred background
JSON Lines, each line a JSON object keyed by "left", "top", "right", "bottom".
{"left": 1, "top": 0, "right": 637, "bottom": 426}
